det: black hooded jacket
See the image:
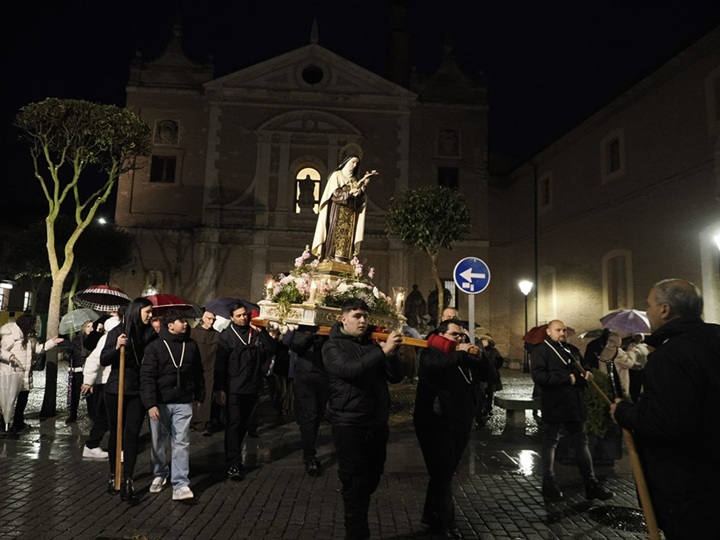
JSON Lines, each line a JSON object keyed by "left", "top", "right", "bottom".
{"left": 140, "top": 327, "right": 205, "bottom": 408}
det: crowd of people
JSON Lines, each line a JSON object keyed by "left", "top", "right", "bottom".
{"left": 0, "top": 277, "right": 718, "bottom": 540}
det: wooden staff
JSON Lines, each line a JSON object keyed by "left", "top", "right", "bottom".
{"left": 114, "top": 344, "right": 125, "bottom": 491}
{"left": 575, "top": 361, "right": 661, "bottom": 540}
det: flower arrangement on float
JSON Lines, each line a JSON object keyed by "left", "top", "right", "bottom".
{"left": 261, "top": 247, "right": 400, "bottom": 328}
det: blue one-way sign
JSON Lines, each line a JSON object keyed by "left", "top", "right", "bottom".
{"left": 453, "top": 257, "right": 491, "bottom": 295}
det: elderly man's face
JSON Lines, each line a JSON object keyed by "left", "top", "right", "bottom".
{"left": 645, "top": 287, "right": 666, "bottom": 332}
{"left": 201, "top": 311, "right": 216, "bottom": 329}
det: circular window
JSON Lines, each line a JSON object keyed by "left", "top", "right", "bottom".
{"left": 301, "top": 65, "right": 324, "bottom": 85}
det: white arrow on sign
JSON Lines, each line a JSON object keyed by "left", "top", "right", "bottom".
{"left": 459, "top": 268, "right": 486, "bottom": 282}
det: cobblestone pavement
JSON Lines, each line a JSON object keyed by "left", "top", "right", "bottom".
{"left": 0, "top": 367, "right": 661, "bottom": 540}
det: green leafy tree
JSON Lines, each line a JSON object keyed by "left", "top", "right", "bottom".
{"left": 14, "top": 98, "right": 151, "bottom": 416}
{"left": 385, "top": 186, "right": 471, "bottom": 319}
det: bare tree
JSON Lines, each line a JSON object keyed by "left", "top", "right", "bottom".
{"left": 14, "top": 98, "right": 150, "bottom": 416}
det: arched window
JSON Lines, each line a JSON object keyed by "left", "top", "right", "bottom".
{"left": 295, "top": 167, "right": 321, "bottom": 214}
{"left": 602, "top": 249, "right": 633, "bottom": 312}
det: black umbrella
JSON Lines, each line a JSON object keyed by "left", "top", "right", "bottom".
{"left": 203, "top": 297, "right": 260, "bottom": 319}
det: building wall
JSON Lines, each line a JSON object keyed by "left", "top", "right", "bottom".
{"left": 490, "top": 27, "right": 720, "bottom": 360}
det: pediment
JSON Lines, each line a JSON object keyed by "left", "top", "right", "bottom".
{"left": 205, "top": 44, "right": 415, "bottom": 101}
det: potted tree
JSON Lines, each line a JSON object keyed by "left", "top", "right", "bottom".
{"left": 556, "top": 369, "right": 622, "bottom": 466}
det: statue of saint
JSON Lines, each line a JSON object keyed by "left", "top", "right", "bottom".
{"left": 311, "top": 149, "right": 377, "bottom": 263}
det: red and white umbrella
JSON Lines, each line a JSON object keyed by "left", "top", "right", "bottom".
{"left": 144, "top": 293, "right": 202, "bottom": 317}
{"left": 73, "top": 285, "right": 131, "bottom": 312}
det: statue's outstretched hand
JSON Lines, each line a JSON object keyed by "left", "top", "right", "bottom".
{"left": 358, "top": 170, "right": 378, "bottom": 189}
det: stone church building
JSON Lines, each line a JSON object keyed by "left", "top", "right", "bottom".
{"left": 112, "top": 20, "right": 720, "bottom": 362}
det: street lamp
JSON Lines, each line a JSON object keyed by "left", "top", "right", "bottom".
{"left": 519, "top": 280, "right": 533, "bottom": 372}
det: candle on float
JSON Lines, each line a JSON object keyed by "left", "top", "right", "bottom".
{"left": 308, "top": 280, "right": 318, "bottom": 304}
{"left": 395, "top": 292, "right": 404, "bottom": 312}
{"left": 265, "top": 279, "right": 275, "bottom": 300}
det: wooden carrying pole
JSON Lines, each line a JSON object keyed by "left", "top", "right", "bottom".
{"left": 251, "top": 318, "right": 427, "bottom": 347}
{"left": 114, "top": 345, "right": 125, "bottom": 491}
{"left": 251, "top": 318, "right": 478, "bottom": 353}
{"left": 576, "top": 362, "right": 661, "bottom": 540}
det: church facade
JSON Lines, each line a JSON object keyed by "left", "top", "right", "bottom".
{"left": 113, "top": 26, "right": 490, "bottom": 330}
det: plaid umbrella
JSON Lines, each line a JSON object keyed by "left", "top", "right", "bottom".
{"left": 73, "top": 285, "right": 131, "bottom": 312}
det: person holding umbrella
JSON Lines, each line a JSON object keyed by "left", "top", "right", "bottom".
{"left": 66, "top": 319, "right": 94, "bottom": 424}
{"left": 0, "top": 314, "right": 64, "bottom": 432}
{"left": 100, "top": 297, "right": 157, "bottom": 502}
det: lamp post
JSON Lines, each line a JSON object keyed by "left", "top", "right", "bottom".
{"left": 519, "top": 280, "right": 534, "bottom": 373}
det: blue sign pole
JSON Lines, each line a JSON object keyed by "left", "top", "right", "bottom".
{"left": 453, "top": 257, "right": 491, "bottom": 340}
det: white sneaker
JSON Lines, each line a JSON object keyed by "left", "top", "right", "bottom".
{"left": 149, "top": 476, "right": 168, "bottom": 494}
{"left": 172, "top": 486, "right": 194, "bottom": 501}
{"left": 82, "top": 446, "right": 109, "bottom": 459}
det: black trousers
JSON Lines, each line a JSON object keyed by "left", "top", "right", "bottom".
{"left": 293, "top": 372, "right": 330, "bottom": 461}
{"left": 415, "top": 421, "right": 470, "bottom": 531}
{"left": 541, "top": 420, "right": 594, "bottom": 481}
{"left": 105, "top": 393, "right": 145, "bottom": 477}
{"left": 67, "top": 371, "right": 84, "bottom": 419}
{"left": 86, "top": 384, "right": 109, "bottom": 449}
{"left": 332, "top": 424, "right": 389, "bottom": 540}
{"left": 13, "top": 390, "right": 30, "bottom": 428}
{"left": 224, "top": 393, "right": 258, "bottom": 467}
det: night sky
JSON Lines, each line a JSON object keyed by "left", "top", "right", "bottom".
{"left": 4, "top": 0, "right": 720, "bottom": 221}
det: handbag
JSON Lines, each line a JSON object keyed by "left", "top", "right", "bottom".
{"left": 31, "top": 352, "right": 46, "bottom": 371}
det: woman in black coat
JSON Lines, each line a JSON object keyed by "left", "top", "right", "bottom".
{"left": 100, "top": 297, "right": 157, "bottom": 501}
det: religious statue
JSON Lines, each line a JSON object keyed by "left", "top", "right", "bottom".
{"left": 312, "top": 146, "right": 377, "bottom": 263}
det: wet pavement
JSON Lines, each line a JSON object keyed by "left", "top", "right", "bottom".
{"left": 0, "top": 368, "right": 661, "bottom": 539}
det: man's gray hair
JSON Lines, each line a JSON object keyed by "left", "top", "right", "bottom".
{"left": 654, "top": 279, "right": 703, "bottom": 318}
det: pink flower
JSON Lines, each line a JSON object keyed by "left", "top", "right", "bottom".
{"left": 368, "top": 267, "right": 375, "bottom": 279}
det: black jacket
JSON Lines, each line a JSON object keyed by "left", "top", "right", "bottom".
{"left": 614, "top": 317, "right": 720, "bottom": 533}
{"left": 413, "top": 334, "right": 486, "bottom": 432}
{"left": 100, "top": 324, "right": 157, "bottom": 396}
{"left": 288, "top": 330, "right": 328, "bottom": 380}
{"left": 322, "top": 322, "right": 403, "bottom": 427}
{"left": 215, "top": 323, "right": 276, "bottom": 395}
{"left": 530, "top": 339, "right": 589, "bottom": 423}
{"left": 140, "top": 327, "right": 205, "bottom": 408}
